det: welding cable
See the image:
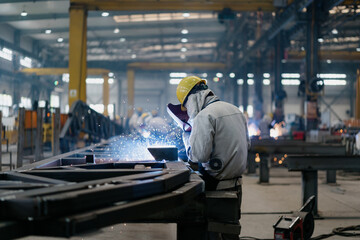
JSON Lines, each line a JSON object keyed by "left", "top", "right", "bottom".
{"left": 311, "top": 224, "right": 360, "bottom": 239}
{"left": 239, "top": 237, "right": 272, "bottom": 240}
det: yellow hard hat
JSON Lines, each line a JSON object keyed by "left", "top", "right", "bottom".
{"left": 176, "top": 76, "right": 207, "bottom": 106}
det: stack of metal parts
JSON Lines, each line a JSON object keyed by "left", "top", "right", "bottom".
{"left": 0, "top": 140, "right": 240, "bottom": 239}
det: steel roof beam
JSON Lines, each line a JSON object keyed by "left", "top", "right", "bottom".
{"left": 41, "top": 30, "right": 224, "bottom": 43}
{"left": 236, "top": 0, "right": 314, "bottom": 68}
{"left": 20, "top": 19, "right": 220, "bottom": 35}
{"left": 70, "top": 0, "right": 277, "bottom": 12}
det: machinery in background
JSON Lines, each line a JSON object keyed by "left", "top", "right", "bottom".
{"left": 60, "top": 100, "right": 123, "bottom": 153}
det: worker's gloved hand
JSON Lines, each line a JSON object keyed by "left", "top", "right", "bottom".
{"left": 182, "top": 131, "right": 191, "bottom": 153}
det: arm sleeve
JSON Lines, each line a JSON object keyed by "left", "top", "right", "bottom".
{"left": 242, "top": 114, "right": 251, "bottom": 150}
{"left": 187, "top": 114, "right": 215, "bottom": 163}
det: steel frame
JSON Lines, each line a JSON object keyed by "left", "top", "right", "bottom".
{"left": 0, "top": 140, "right": 207, "bottom": 239}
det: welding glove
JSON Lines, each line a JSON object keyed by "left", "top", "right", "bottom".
{"left": 167, "top": 103, "right": 192, "bottom": 132}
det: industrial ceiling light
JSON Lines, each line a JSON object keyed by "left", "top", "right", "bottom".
{"left": 101, "top": 12, "right": 110, "bottom": 17}
{"left": 213, "top": 77, "right": 220, "bottom": 82}
{"left": 57, "top": 37, "right": 64, "bottom": 43}
{"left": 301, "top": 46, "right": 305, "bottom": 51}
{"left": 183, "top": 13, "right": 190, "bottom": 17}
{"left": 108, "top": 72, "right": 114, "bottom": 77}
{"left": 263, "top": 73, "right": 270, "bottom": 78}
{"left": 202, "top": 73, "right": 208, "bottom": 78}
{"left": 131, "top": 54, "right": 137, "bottom": 59}
{"left": 181, "top": 29, "right": 189, "bottom": 34}
{"left": 356, "top": 47, "right": 360, "bottom": 52}
{"left": 180, "top": 54, "right": 186, "bottom": 59}
{"left": 180, "top": 47, "right": 187, "bottom": 52}
{"left": 317, "top": 38, "right": 324, "bottom": 43}
{"left": 119, "top": 38, "right": 126, "bottom": 42}
{"left": 216, "top": 72, "right": 223, "bottom": 78}
{"left": 247, "top": 73, "right": 254, "bottom": 78}
{"left": 20, "top": 10, "right": 28, "bottom": 17}
{"left": 331, "top": 29, "right": 338, "bottom": 34}
{"left": 45, "top": 29, "right": 52, "bottom": 34}
{"left": 326, "top": 59, "right": 332, "bottom": 64}
{"left": 229, "top": 73, "right": 235, "bottom": 78}
{"left": 113, "top": 28, "right": 120, "bottom": 33}
{"left": 181, "top": 38, "right": 188, "bottom": 43}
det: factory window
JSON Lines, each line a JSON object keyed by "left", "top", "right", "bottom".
{"left": 0, "top": 94, "right": 12, "bottom": 117}
{"left": 0, "top": 94, "right": 12, "bottom": 107}
{"left": 0, "top": 106, "right": 9, "bottom": 117}
{"left": 20, "top": 97, "right": 32, "bottom": 109}
{"left": 65, "top": 105, "right": 69, "bottom": 113}
{"left": 247, "top": 105, "right": 254, "bottom": 118}
{"left": 20, "top": 57, "right": 32, "bottom": 68}
{"left": 38, "top": 100, "right": 46, "bottom": 108}
{"left": 0, "top": 47, "right": 13, "bottom": 61}
{"left": 50, "top": 95, "right": 60, "bottom": 108}
{"left": 113, "top": 13, "right": 214, "bottom": 23}
{"left": 62, "top": 73, "right": 69, "bottom": 82}
{"left": 86, "top": 78, "right": 104, "bottom": 84}
{"left": 90, "top": 104, "right": 104, "bottom": 114}
{"left": 108, "top": 104, "right": 114, "bottom": 114}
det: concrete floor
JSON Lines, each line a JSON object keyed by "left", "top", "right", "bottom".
{"left": 2, "top": 147, "right": 359, "bottom": 240}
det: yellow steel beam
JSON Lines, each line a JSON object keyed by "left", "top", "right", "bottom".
{"left": 127, "top": 62, "right": 226, "bottom": 70}
{"left": 127, "top": 69, "right": 135, "bottom": 117}
{"left": 356, "top": 69, "right": 360, "bottom": 120}
{"left": 70, "top": 0, "right": 276, "bottom": 12}
{"left": 103, "top": 74, "right": 110, "bottom": 116}
{"left": 288, "top": 51, "right": 360, "bottom": 61}
{"left": 69, "top": 6, "right": 88, "bottom": 108}
{"left": 20, "top": 68, "right": 110, "bottom": 76}
{"left": 126, "top": 61, "right": 226, "bottom": 116}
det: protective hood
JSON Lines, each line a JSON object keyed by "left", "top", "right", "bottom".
{"left": 185, "top": 89, "right": 219, "bottom": 119}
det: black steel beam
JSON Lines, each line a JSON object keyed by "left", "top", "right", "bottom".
{"left": 250, "top": 139, "right": 346, "bottom": 155}
{"left": 32, "top": 181, "right": 203, "bottom": 238}
{"left": 286, "top": 155, "right": 360, "bottom": 170}
{"left": 2, "top": 172, "right": 69, "bottom": 185}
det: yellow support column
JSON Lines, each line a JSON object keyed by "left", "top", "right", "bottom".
{"left": 103, "top": 74, "right": 109, "bottom": 116}
{"left": 356, "top": 69, "right": 360, "bottom": 119}
{"left": 127, "top": 69, "right": 135, "bottom": 117}
{"left": 68, "top": 6, "right": 88, "bottom": 108}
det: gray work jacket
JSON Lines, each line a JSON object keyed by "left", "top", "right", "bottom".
{"left": 185, "top": 92, "right": 250, "bottom": 189}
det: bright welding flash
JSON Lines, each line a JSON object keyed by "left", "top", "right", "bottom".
{"left": 142, "top": 130, "right": 151, "bottom": 138}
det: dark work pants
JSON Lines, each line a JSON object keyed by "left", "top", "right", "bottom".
{"left": 208, "top": 185, "right": 242, "bottom": 240}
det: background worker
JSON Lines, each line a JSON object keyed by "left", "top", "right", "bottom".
{"left": 175, "top": 76, "right": 250, "bottom": 240}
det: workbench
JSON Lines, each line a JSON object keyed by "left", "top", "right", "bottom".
{"left": 248, "top": 138, "right": 346, "bottom": 183}
{"left": 286, "top": 155, "right": 360, "bottom": 215}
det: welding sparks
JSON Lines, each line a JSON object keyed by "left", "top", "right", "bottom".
{"left": 248, "top": 123, "right": 260, "bottom": 137}
{"left": 270, "top": 121, "right": 287, "bottom": 139}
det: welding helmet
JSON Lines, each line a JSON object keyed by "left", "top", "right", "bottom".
{"left": 176, "top": 76, "right": 207, "bottom": 110}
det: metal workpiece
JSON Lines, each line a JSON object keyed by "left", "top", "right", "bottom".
{"left": 0, "top": 139, "right": 239, "bottom": 239}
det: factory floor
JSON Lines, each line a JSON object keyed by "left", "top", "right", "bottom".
{"left": 2, "top": 146, "right": 359, "bottom": 240}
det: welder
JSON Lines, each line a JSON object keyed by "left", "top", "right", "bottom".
{"left": 175, "top": 76, "right": 250, "bottom": 240}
